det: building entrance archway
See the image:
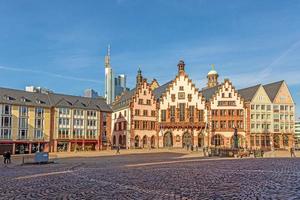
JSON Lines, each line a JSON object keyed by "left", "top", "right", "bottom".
{"left": 198, "top": 133, "right": 204, "bottom": 148}
{"left": 182, "top": 132, "right": 192, "bottom": 148}
{"left": 142, "top": 135, "right": 147, "bottom": 148}
{"left": 134, "top": 136, "right": 140, "bottom": 148}
{"left": 151, "top": 136, "right": 155, "bottom": 148}
{"left": 163, "top": 132, "right": 173, "bottom": 147}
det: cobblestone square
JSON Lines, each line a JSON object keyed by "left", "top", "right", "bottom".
{"left": 1, "top": 153, "right": 300, "bottom": 199}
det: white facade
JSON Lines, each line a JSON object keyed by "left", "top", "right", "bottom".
{"left": 104, "top": 45, "right": 115, "bottom": 104}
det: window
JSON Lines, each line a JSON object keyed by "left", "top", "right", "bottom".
{"left": 267, "top": 105, "right": 271, "bottom": 111}
{"left": 212, "top": 110, "right": 218, "bottom": 116}
{"left": 228, "top": 120, "right": 234, "bottom": 128}
{"left": 179, "top": 103, "right": 185, "bottom": 121}
{"left": 161, "top": 110, "right": 166, "bottom": 122}
{"left": 18, "top": 129, "right": 27, "bottom": 140}
{"left": 220, "top": 121, "right": 226, "bottom": 129}
{"left": 0, "top": 128, "right": 11, "bottom": 139}
{"left": 188, "top": 94, "right": 192, "bottom": 102}
{"left": 256, "top": 105, "right": 260, "bottom": 110}
{"left": 198, "top": 110, "right": 204, "bottom": 122}
{"left": 170, "top": 106, "right": 175, "bottom": 122}
{"left": 179, "top": 86, "right": 184, "bottom": 91}
{"left": 143, "top": 121, "right": 148, "bottom": 130}
{"left": 251, "top": 105, "right": 255, "bottom": 110}
{"left": 35, "top": 108, "right": 44, "bottom": 118}
{"left": 228, "top": 93, "right": 232, "bottom": 98}
{"left": 138, "top": 99, "right": 143, "bottom": 105}
{"left": 135, "top": 109, "right": 140, "bottom": 116}
{"left": 261, "top": 105, "right": 265, "bottom": 110}
{"left": 150, "top": 121, "right": 155, "bottom": 130}
{"left": 146, "top": 100, "right": 151, "bottom": 105}
{"left": 124, "top": 110, "right": 127, "bottom": 117}
{"left": 19, "top": 106, "right": 28, "bottom": 117}
{"left": 151, "top": 110, "right": 156, "bottom": 117}
{"left": 189, "top": 106, "right": 194, "bottom": 122}
{"left": 34, "top": 130, "right": 43, "bottom": 139}
{"left": 171, "top": 94, "right": 176, "bottom": 102}
{"left": 222, "top": 93, "right": 225, "bottom": 98}
{"left": 143, "top": 110, "right": 148, "bottom": 116}
{"left": 134, "top": 121, "right": 140, "bottom": 129}
{"left": 143, "top": 90, "right": 147, "bottom": 95}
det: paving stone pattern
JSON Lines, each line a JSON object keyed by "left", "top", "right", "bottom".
{"left": 1, "top": 153, "right": 300, "bottom": 200}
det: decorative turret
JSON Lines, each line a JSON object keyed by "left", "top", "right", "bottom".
{"left": 178, "top": 60, "right": 185, "bottom": 74}
{"left": 136, "top": 68, "right": 143, "bottom": 86}
{"left": 207, "top": 64, "right": 219, "bottom": 88}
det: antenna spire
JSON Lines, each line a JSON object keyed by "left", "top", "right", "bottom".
{"left": 107, "top": 44, "right": 111, "bottom": 57}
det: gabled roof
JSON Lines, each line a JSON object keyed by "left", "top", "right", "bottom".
{"left": 238, "top": 84, "right": 261, "bottom": 102}
{"left": 263, "top": 80, "right": 284, "bottom": 102}
{"left": 153, "top": 81, "right": 173, "bottom": 100}
{"left": 0, "top": 87, "right": 112, "bottom": 112}
{"left": 0, "top": 87, "right": 51, "bottom": 107}
{"left": 201, "top": 85, "right": 221, "bottom": 101}
{"left": 112, "top": 88, "right": 136, "bottom": 111}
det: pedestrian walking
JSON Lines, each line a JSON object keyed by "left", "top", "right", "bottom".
{"left": 116, "top": 144, "right": 121, "bottom": 155}
{"left": 6, "top": 151, "right": 11, "bottom": 164}
{"left": 3, "top": 151, "right": 7, "bottom": 164}
{"left": 290, "top": 147, "right": 296, "bottom": 158}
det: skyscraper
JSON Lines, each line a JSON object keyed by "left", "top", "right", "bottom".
{"left": 104, "top": 45, "right": 115, "bottom": 104}
{"left": 114, "top": 74, "right": 129, "bottom": 98}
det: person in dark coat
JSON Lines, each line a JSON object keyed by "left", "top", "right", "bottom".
{"left": 6, "top": 151, "right": 11, "bottom": 164}
{"left": 3, "top": 151, "right": 7, "bottom": 164}
{"left": 116, "top": 144, "right": 121, "bottom": 155}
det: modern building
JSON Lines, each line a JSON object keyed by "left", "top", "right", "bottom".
{"left": 0, "top": 87, "right": 112, "bottom": 154}
{"left": 114, "top": 74, "right": 129, "bottom": 98}
{"left": 84, "top": 89, "right": 99, "bottom": 98}
{"left": 104, "top": 45, "right": 115, "bottom": 105}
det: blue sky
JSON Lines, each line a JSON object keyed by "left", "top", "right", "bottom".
{"left": 0, "top": 0, "right": 300, "bottom": 117}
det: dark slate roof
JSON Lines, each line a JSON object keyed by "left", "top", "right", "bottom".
{"left": 112, "top": 88, "right": 136, "bottom": 111}
{"left": 238, "top": 84, "right": 261, "bottom": 102}
{"left": 153, "top": 81, "right": 173, "bottom": 100}
{"left": 263, "top": 80, "right": 284, "bottom": 102}
{"left": 201, "top": 85, "right": 221, "bottom": 101}
{"left": 0, "top": 87, "right": 51, "bottom": 108}
{"left": 0, "top": 87, "right": 112, "bottom": 112}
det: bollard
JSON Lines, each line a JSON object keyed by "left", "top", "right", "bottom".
{"left": 22, "top": 156, "right": 25, "bottom": 165}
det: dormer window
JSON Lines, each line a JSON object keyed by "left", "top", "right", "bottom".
{"left": 3, "top": 95, "right": 15, "bottom": 101}
{"left": 21, "top": 97, "right": 30, "bottom": 102}
{"left": 36, "top": 99, "right": 45, "bottom": 104}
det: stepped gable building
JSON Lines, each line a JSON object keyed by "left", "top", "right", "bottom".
{"left": 156, "top": 60, "right": 206, "bottom": 148}
{"left": 0, "top": 87, "right": 112, "bottom": 154}
{"left": 202, "top": 78, "right": 246, "bottom": 148}
{"left": 111, "top": 69, "right": 158, "bottom": 149}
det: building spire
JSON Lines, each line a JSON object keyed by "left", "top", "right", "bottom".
{"left": 107, "top": 44, "right": 111, "bottom": 57}
{"left": 105, "top": 44, "right": 111, "bottom": 68}
{"left": 211, "top": 64, "right": 215, "bottom": 70}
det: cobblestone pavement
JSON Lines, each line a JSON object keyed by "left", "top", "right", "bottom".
{"left": 1, "top": 153, "right": 300, "bottom": 200}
